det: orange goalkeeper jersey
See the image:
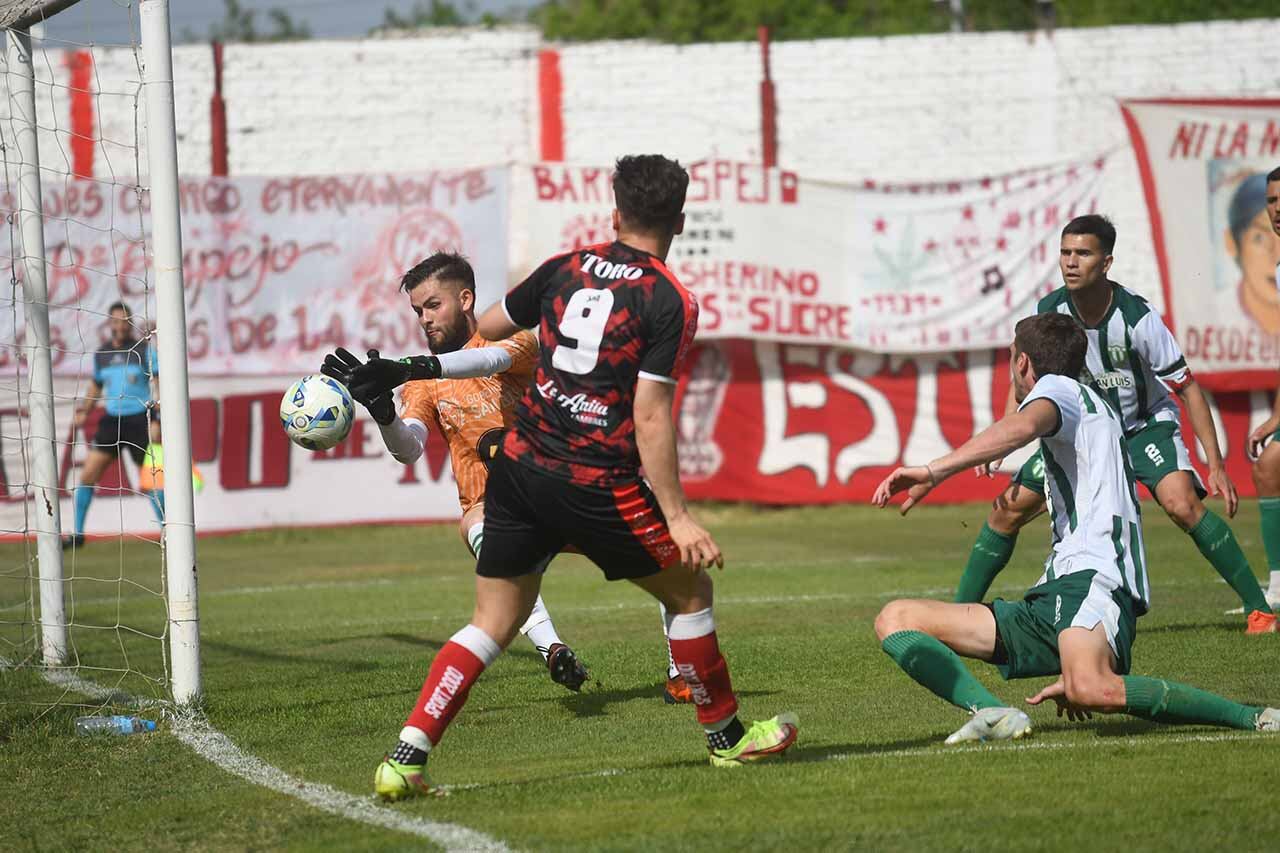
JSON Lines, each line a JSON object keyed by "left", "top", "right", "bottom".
{"left": 398, "top": 329, "right": 539, "bottom": 512}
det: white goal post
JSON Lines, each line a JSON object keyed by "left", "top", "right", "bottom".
{"left": 0, "top": 0, "right": 200, "bottom": 705}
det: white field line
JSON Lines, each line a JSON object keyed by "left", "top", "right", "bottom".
{"left": 6, "top": 658, "right": 513, "bottom": 853}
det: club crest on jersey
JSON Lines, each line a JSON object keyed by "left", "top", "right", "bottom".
{"left": 581, "top": 252, "right": 643, "bottom": 281}
{"left": 1107, "top": 343, "right": 1128, "bottom": 365}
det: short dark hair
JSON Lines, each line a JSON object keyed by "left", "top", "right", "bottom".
{"left": 1061, "top": 214, "right": 1116, "bottom": 256}
{"left": 612, "top": 154, "right": 689, "bottom": 234}
{"left": 1267, "top": 165, "right": 1280, "bottom": 184}
{"left": 1014, "top": 312, "right": 1088, "bottom": 380}
{"left": 400, "top": 252, "right": 475, "bottom": 294}
{"left": 107, "top": 301, "right": 131, "bottom": 318}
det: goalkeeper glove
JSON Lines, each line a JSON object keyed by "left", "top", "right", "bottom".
{"left": 320, "top": 347, "right": 409, "bottom": 426}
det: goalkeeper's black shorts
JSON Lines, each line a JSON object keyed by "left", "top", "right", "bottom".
{"left": 476, "top": 451, "right": 679, "bottom": 582}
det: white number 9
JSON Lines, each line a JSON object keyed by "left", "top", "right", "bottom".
{"left": 552, "top": 288, "right": 614, "bottom": 375}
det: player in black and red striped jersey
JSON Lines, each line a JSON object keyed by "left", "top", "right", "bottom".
{"left": 363, "top": 155, "right": 798, "bottom": 799}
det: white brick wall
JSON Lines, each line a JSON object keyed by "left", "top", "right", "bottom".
{"left": 5, "top": 19, "right": 1280, "bottom": 311}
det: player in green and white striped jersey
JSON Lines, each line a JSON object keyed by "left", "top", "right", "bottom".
{"left": 955, "top": 215, "right": 1275, "bottom": 634}
{"left": 1247, "top": 166, "right": 1280, "bottom": 613}
{"left": 872, "top": 313, "right": 1278, "bottom": 743}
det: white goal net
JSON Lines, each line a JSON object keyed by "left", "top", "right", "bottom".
{"left": 0, "top": 0, "right": 199, "bottom": 717}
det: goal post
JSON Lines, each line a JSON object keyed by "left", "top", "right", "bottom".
{"left": 0, "top": 0, "right": 200, "bottom": 708}
{"left": 140, "top": 0, "right": 200, "bottom": 706}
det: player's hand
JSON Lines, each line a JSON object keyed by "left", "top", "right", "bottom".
{"left": 1247, "top": 418, "right": 1279, "bottom": 461}
{"left": 973, "top": 458, "right": 1004, "bottom": 478}
{"left": 321, "top": 348, "right": 398, "bottom": 425}
{"left": 1206, "top": 465, "right": 1239, "bottom": 519}
{"left": 872, "top": 465, "right": 935, "bottom": 515}
{"left": 1025, "top": 678, "right": 1092, "bottom": 722}
{"left": 666, "top": 510, "right": 723, "bottom": 572}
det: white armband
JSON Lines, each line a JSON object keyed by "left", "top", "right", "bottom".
{"left": 436, "top": 346, "right": 513, "bottom": 379}
{"left": 378, "top": 417, "right": 427, "bottom": 465}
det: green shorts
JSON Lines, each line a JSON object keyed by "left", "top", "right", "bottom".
{"left": 989, "top": 571, "right": 1138, "bottom": 680}
{"left": 1014, "top": 421, "right": 1205, "bottom": 499}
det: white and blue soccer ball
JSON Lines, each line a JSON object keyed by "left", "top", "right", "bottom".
{"left": 280, "top": 375, "right": 355, "bottom": 451}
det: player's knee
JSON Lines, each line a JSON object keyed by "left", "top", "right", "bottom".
{"left": 1161, "top": 493, "right": 1202, "bottom": 530}
{"left": 1252, "top": 462, "right": 1280, "bottom": 497}
{"left": 1063, "top": 672, "right": 1125, "bottom": 711}
{"left": 874, "top": 600, "right": 917, "bottom": 641}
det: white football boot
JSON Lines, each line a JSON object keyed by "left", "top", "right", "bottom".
{"left": 944, "top": 706, "right": 1033, "bottom": 745}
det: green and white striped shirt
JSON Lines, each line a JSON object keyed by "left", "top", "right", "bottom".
{"left": 1020, "top": 375, "right": 1150, "bottom": 612}
{"left": 1037, "top": 283, "right": 1191, "bottom": 436}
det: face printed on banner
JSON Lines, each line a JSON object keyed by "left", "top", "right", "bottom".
{"left": 1059, "top": 233, "right": 1111, "bottom": 293}
{"left": 1225, "top": 176, "right": 1280, "bottom": 334}
{"left": 408, "top": 276, "right": 475, "bottom": 354}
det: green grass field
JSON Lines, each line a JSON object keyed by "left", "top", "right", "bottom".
{"left": 2, "top": 501, "right": 1277, "bottom": 852}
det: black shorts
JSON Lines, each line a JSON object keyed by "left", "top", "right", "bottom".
{"left": 476, "top": 453, "right": 680, "bottom": 582}
{"left": 91, "top": 411, "right": 149, "bottom": 466}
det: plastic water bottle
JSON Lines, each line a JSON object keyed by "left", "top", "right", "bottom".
{"left": 74, "top": 715, "right": 157, "bottom": 737}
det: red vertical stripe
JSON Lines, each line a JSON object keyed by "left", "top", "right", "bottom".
{"left": 538, "top": 49, "right": 563, "bottom": 162}
{"left": 66, "top": 50, "right": 94, "bottom": 179}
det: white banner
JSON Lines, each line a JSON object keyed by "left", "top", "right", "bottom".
{"left": 1, "top": 169, "right": 509, "bottom": 377}
{"left": 519, "top": 157, "right": 1107, "bottom": 352}
{"left": 1120, "top": 99, "right": 1280, "bottom": 389}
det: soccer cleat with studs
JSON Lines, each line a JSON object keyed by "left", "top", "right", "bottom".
{"left": 708, "top": 713, "right": 799, "bottom": 767}
{"left": 1244, "top": 610, "right": 1277, "bottom": 635}
{"left": 944, "top": 707, "right": 1033, "bottom": 745}
{"left": 374, "top": 756, "right": 440, "bottom": 802}
{"left": 546, "top": 643, "right": 590, "bottom": 692}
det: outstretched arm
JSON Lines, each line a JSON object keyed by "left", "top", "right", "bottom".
{"left": 873, "top": 399, "right": 1059, "bottom": 514}
{"left": 1176, "top": 380, "right": 1238, "bottom": 517}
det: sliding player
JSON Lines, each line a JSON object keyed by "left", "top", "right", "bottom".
{"left": 955, "top": 215, "right": 1275, "bottom": 634}
{"left": 349, "top": 155, "right": 797, "bottom": 799}
{"left": 874, "top": 312, "right": 1279, "bottom": 742}
{"left": 1247, "top": 166, "right": 1280, "bottom": 611}
{"left": 324, "top": 253, "right": 589, "bottom": 691}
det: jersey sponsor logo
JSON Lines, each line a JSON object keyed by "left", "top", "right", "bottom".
{"left": 423, "top": 665, "right": 466, "bottom": 719}
{"left": 537, "top": 378, "right": 611, "bottom": 427}
{"left": 581, "top": 252, "right": 643, "bottom": 281}
{"left": 1094, "top": 371, "right": 1133, "bottom": 390}
{"left": 1054, "top": 595, "right": 1063, "bottom": 626}
{"left": 674, "top": 663, "right": 712, "bottom": 706}
{"left": 1144, "top": 443, "right": 1165, "bottom": 466}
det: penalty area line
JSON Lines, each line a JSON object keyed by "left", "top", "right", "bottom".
{"left": 10, "top": 660, "right": 513, "bottom": 853}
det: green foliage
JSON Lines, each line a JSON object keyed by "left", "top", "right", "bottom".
{"left": 533, "top": 0, "right": 1279, "bottom": 42}
{"left": 206, "top": 0, "right": 312, "bottom": 43}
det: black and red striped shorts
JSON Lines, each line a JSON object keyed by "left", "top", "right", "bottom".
{"left": 476, "top": 452, "right": 679, "bottom": 581}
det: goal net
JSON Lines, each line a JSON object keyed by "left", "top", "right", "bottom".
{"left": 0, "top": 0, "right": 199, "bottom": 717}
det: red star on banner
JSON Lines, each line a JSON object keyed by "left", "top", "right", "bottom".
{"left": 962, "top": 206, "right": 974, "bottom": 220}
{"left": 863, "top": 179, "right": 876, "bottom": 189}
{"left": 996, "top": 236, "right": 1008, "bottom": 251}
{"left": 1094, "top": 156, "right": 1106, "bottom": 170}
{"left": 980, "top": 176, "right": 993, "bottom": 189}
{"left": 874, "top": 218, "right": 887, "bottom": 233}
{"left": 924, "top": 239, "right": 938, "bottom": 252}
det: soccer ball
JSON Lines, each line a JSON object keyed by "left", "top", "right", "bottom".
{"left": 280, "top": 375, "right": 355, "bottom": 451}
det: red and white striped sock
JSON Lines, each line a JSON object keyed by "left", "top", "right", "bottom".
{"left": 666, "top": 607, "right": 740, "bottom": 729}
{"left": 400, "top": 624, "right": 501, "bottom": 752}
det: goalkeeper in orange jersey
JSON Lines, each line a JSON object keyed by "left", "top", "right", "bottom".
{"left": 326, "top": 252, "right": 694, "bottom": 701}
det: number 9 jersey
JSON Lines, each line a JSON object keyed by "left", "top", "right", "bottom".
{"left": 500, "top": 240, "right": 699, "bottom": 487}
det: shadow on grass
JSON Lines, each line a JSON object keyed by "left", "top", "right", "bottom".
{"left": 202, "top": 639, "right": 380, "bottom": 672}
{"left": 377, "top": 633, "right": 545, "bottom": 665}
{"left": 1138, "top": 620, "right": 1247, "bottom": 636}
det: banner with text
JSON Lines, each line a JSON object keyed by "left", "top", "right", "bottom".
{"left": 521, "top": 157, "right": 1107, "bottom": 352}
{"left": 1121, "top": 99, "right": 1280, "bottom": 390}
{"left": 0, "top": 169, "right": 508, "bottom": 377}
{"left": 0, "top": 348, "right": 1264, "bottom": 537}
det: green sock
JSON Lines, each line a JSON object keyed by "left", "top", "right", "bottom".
{"left": 1188, "top": 511, "right": 1271, "bottom": 615}
{"left": 954, "top": 523, "right": 1015, "bottom": 603}
{"left": 1259, "top": 497, "right": 1280, "bottom": 582}
{"left": 881, "top": 630, "right": 1003, "bottom": 712}
{"left": 1122, "top": 675, "right": 1261, "bottom": 730}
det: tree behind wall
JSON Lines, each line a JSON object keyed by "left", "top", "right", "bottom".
{"left": 532, "top": 0, "right": 1279, "bottom": 42}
